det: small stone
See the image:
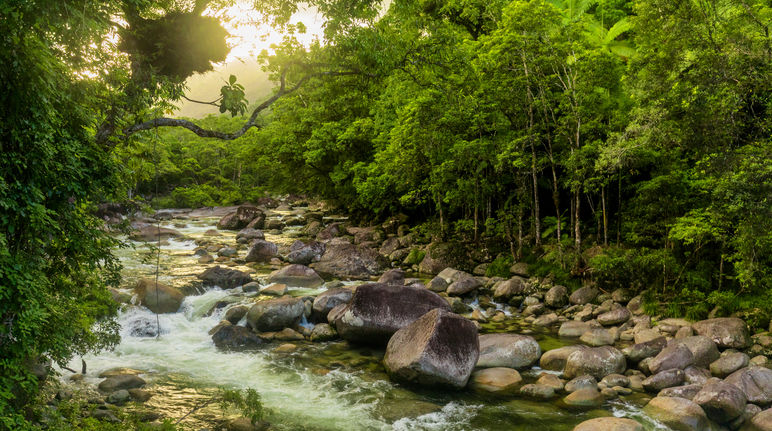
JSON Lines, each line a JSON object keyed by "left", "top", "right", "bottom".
{"left": 563, "top": 387, "right": 603, "bottom": 407}
{"left": 468, "top": 367, "right": 523, "bottom": 394}
{"left": 520, "top": 383, "right": 555, "bottom": 400}
{"left": 128, "top": 388, "right": 152, "bottom": 402}
{"left": 274, "top": 343, "right": 298, "bottom": 353}
{"left": 107, "top": 390, "right": 130, "bottom": 405}
{"left": 565, "top": 375, "right": 598, "bottom": 393}
{"left": 260, "top": 283, "right": 288, "bottom": 296}
{"left": 643, "top": 369, "right": 685, "bottom": 392}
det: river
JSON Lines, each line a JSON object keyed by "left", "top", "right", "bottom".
{"left": 65, "top": 208, "right": 668, "bottom": 430}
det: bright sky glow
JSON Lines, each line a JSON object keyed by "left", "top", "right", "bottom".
{"left": 211, "top": 1, "right": 325, "bottom": 63}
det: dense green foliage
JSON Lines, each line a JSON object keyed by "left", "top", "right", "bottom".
{"left": 1, "top": 0, "right": 770, "bottom": 427}
{"left": 0, "top": 1, "right": 130, "bottom": 426}
{"left": 138, "top": 0, "right": 771, "bottom": 323}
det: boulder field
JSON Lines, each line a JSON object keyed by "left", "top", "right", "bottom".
{"left": 117, "top": 203, "right": 772, "bottom": 431}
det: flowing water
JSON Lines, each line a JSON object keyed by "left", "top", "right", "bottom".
{"left": 65, "top": 210, "right": 669, "bottom": 430}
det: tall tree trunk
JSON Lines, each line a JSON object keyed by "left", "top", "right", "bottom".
{"left": 531, "top": 141, "right": 541, "bottom": 247}
{"left": 517, "top": 207, "right": 524, "bottom": 260}
{"left": 551, "top": 165, "right": 561, "bottom": 243}
{"left": 574, "top": 189, "right": 581, "bottom": 250}
{"left": 522, "top": 51, "right": 541, "bottom": 247}
{"left": 602, "top": 185, "right": 608, "bottom": 246}
{"left": 617, "top": 171, "right": 622, "bottom": 244}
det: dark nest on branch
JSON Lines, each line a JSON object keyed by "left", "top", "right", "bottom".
{"left": 119, "top": 12, "right": 230, "bottom": 80}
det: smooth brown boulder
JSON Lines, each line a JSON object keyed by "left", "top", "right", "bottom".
{"left": 383, "top": 309, "right": 478, "bottom": 388}
{"left": 572, "top": 417, "right": 644, "bottom": 431}
{"left": 468, "top": 367, "right": 523, "bottom": 394}
{"left": 540, "top": 345, "right": 588, "bottom": 371}
{"left": 334, "top": 283, "right": 450, "bottom": 344}
{"left": 135, "top": 278, "right": 183, "bottom": 314}
{"left": 643, "top": 396, "right": 712, "bottom": 431}
{"left": 742, "top": 408, "right": 772, "bottom": 431}
{"left": 563, "top": 387, "right": 603, "bottom": 408}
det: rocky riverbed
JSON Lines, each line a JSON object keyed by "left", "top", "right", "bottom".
{"left": 59, "top": 199, "right": 772, "bottom": 430}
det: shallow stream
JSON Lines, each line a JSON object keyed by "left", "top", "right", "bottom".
{"left": 66, "top": 211, "right": 669, "bottom": 430}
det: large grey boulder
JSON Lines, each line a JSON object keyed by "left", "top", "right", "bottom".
{"left": 659, "top": 384, "right": 703, "bottom": 400}
{"left": 677, "top": 336, "right": 720, "bottom": 368}
{"left": 334, "top": 283, "right": 450, "bottom": 344}
{"left": 643, "top": 396, "right": 713, "bottom": 431}
{"left": 311, "top": 287, "right": 353, "bottom": 321}
{"left": 725, "top": 366, "right": 772, "bottom": 405}
{"left": 244, "top": 240, "right": 278, "bottom": 262}
{"left": 312, "top": 242, "right": 388, "bottom": 279}
{"left": 693, "top": 380, "right": 747, "bottom": 424}
{"left": 492, "top": 277, "right": 527, "bottom": 301}
{"left": 246, "top": 297, "right": 305, "bottom": 332}
{"left": 383, "top": 309, "right": 479, "bottom": 388}
{"left": 711, "top": 352, "right": 750, "bottom": 378}
{"left": 544, "top": 285, "right": 568, "bottom": 308}
{"left": 217, "top": 205, "right": 264, "bottom": 230}
{"left": 98, "top": 375, "right": 146, "bottom": 393}
{"left": 564, "top": 346, "right": 626, "bottom": 379}
{"left": 649, "top": 343, "right": 695, "bottom": 374}
{"left": 476, "top": 333, "right": 541, "bottom": 369}
{"left": 446, "top": 276, "right": 482, "bottom": 296}
{"left": 643, "top": 369, "right": 685, "bottom": 392}
{"left": 134, "top": 278, "right": 183, "bottom": 314}
{"left": 623, "top": 337, "right": 668, "bottom": 363}
{"left": 211, "top": 323, "right": 265, "bottom": 351}
{"left": 286, "top": 240, "right": 325, "bottom": 265}
{"left": 197, "top": 266, "right": 252, "bottom": 289}
{"left": 267, "top": 264, "right": 323, "bottom": 288}
{"left": 598, "top": 307, "right": 632, "bottom": 326}
{"left": 569, "top": 286, "right": 598, "bottom": 305}
{"left": 692, "top": 317, "right": 751, "bottom": 349}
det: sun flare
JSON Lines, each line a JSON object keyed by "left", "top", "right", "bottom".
{"left": 209, "top": 1, "right": 324, "bottom": 64}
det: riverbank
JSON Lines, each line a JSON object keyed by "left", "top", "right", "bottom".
{"left": 45, "top": 199, "right": 772, "bottom": 430}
